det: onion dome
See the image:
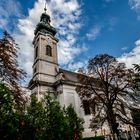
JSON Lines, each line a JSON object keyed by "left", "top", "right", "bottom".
{"left": 34, "top": 9, "right": 57, "bottom": 36}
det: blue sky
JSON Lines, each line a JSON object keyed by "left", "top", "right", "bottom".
{"left": 1, "top": 0, "right": 140, "bottom": 84}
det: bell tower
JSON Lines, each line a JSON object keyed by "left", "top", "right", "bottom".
{"left": 28, "top": 7, "right": 59, "bottom": 96}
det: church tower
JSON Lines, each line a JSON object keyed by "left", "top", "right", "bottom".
{"left": 28, "top": 8, "right": 59, "bottom": 97}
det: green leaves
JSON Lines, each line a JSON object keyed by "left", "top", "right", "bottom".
{"left": 64, "top": 104, "right": 84, "bottom": 140}
{"left": 0, "top": 83, "right": 19, "bottom": 139}
{"left": 0, "top": 88, "right": 84, "bottom": 140}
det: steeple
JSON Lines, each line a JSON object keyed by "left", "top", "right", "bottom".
{"left": 34, "top": 5, "right": 57, "bottom": 36}
{"left": 28, "top": 3, "right": 59, "bottom": 96}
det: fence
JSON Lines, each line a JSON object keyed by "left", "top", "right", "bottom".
{"left": 104, "top": 131, "right": 139, "bottom": 140}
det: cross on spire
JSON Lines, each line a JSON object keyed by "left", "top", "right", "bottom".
{"left": 44, "top": 2, "right": 47, "bottom": 13}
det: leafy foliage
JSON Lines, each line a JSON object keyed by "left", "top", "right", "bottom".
{"left": 0, "top": 86, "right": 84, "bottom": 139}
{"left": 64, "top": 104, "right": 84, "bottom": 140}
{"left": 76, "top": 54, "right": 134, "bottom": 135}
{"left": 0, "top": 83, "right": 19, "bottom": 139}
{"left": 43, "top": 95, "right": 69, "bottom": 140}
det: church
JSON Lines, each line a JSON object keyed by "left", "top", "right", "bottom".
{"left": 28, "top": 9, "right": 98, "bottom": 137}
{"left": 28, "top": 8, "right": 127, "bottom": 138}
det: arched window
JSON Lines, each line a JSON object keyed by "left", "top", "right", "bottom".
{"left": 46, "top": 45, "right": 52, "bottom": 56}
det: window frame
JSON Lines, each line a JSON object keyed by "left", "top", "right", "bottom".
{"left": 46, "top": 45, "right": 52, "bottom": 56}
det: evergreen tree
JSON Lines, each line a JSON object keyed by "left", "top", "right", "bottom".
{"left": 0, "top": 31, "right": 26, "bottom": 106}
{"left": 64, "top": 104, "right": 84, "bottom": 140}
{"left": 0, "top": 87, "right": 84, "bottom": 139}
{"left": 44, "top": 95, "right": 69, "bottom": 140}
{"left": 0, "top": 83, "right": 19, "bottom": 139}
{"left": 24, "top": 95, "right": 84, "bottom": 140}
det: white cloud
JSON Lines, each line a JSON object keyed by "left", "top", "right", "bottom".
{"left": 129, "top": 0, "right": 140, "bottom": 11}
{"left": 47, "top": 0, "right": 83, "bottom": 65}
{"left": 86, "top": 25, "right": 101, "bottom": 40}
{"left": 129, "top": 0, "right": 140, "bottom": 20}
{"left": 1, "top": 0, "right": 84, "bottom": 80}
{"left": 118, "top": 38, "right": 140, "bottom": 68}
{"left": 0, "top": 0, "right": 22, "bottom": 29}
{"left": 67, "top": 61, "right": 87, "bottom": 72}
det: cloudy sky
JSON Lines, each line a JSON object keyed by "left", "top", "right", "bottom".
{"left": 0, "top": 0, "right": 140, "bottom": 85}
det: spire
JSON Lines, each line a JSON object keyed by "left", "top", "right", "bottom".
{"left": 44, "top": 1, "right": 47, "bottom": 13}
{"left": 34, "top": 2, "right": 57, "bottom": 36}
{"left": 40, "top": 2, "right": 50, "bottom": 24}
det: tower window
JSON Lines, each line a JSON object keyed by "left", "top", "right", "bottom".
{"left": 46, "top": 45, "right": 52, "bottom": 56}
{"left": 35, "top": 46, "right": 38, "bottom": 58}
{"left": 34, "top": 67, "right": 36, "bottom": 74}
{"left": 83, "top": 100, "right": 91, "bottom": 115}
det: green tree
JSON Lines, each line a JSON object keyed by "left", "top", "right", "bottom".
{"left": 22, "top": 95, "right": 46, "bottom": 140}
{"left": 0, "top": 87, "right": 84, "bottom": 139}
{"left": 64, "top": 104, "right": 84, "bottom": 140}
{"left": 0, "top": 31, "right": 27, "bottom": 139}
{"left": 44, "top": 95, "right": 69, "bottom": 140}
{"left": 0, "top": 83, "right": 19, "bottom": 139}
{"left": 76, "top": 54, "right": 134, "bottom": 138}
{"left": 24, "top": 95, "right": 84, "bottom": 140}
{"left": 23, "top": 95, "right": 83, "bottom": 140}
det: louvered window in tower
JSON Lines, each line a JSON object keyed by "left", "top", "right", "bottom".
{"left": 46, "top": 45, "right": 52, "bottom": 56}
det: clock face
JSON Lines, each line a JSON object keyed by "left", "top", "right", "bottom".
{"left": 46, "top": 37, "right": 50, "bottom": 44}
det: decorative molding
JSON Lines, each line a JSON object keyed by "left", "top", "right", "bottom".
{"left": 33, "top": 72, "right": 57, "bottom": 79}
{"left": 33, "top": 58, "right": 59, "bottom": 67}
{"left": 28, "top": 79, "right": 54, "bottom": 90}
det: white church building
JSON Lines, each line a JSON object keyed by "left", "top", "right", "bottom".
{"left": 28, "top": 9, "right": 129, "bottom": 138}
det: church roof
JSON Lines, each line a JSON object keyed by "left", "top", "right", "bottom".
{"left": 59, "top": 68, "right": 79, "bottom": 83}
{"left": 56, "top": 68, "right": 98, "bottom": 87}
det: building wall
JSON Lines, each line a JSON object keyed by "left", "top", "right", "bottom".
{"left": 32, "top": 32, "right": 58, "bottom": 86}
{"left": 56, "top": 83, "right": 134, "bottom": 138}
{"left": 57, "top": 83, "right": 98, "bottom": 137}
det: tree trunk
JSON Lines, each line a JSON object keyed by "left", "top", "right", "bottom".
{"left": 107, "top": 108, "right": 119, "bottom": 140}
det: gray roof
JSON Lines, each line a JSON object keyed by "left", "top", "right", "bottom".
{"left": 59, "top": 68, "right": 79, "bottom": 83}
